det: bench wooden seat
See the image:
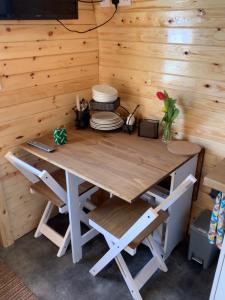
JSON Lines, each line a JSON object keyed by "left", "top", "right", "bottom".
{"left": 89, "top": 176, "right": 196, "bottom": 300}
{"left": 31, "top": 169, "right": 95, "bottom": 208}
{"left": 89, "top": 196, "right": 169, "bottom": 249}
{"left": 5, "top": 152, "right": 99, "bottom": 258}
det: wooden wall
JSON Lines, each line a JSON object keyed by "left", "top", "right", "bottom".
{"left": 95, "top": 0, "right": 225, "bottom": 219}
{"left": 0, "top": 3, "right": 99, "bottom": 246}
{"left": 1, "top": 0, "right": 225, "bottom": 247}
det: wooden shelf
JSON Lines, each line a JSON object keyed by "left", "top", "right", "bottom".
{"left": 204, "top": 159, "right": 225, "bottom": 192}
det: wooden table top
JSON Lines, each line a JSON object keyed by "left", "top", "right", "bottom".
{"left": 21, "top": 128, "right": 192, "bottom": 202}
{"left": 204, "top": 159, "right": 225, "bottom": 193}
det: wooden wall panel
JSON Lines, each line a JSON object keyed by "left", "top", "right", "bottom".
{"left": 95, "top": 1, "right": 225, "bottom": 220}
{"left": 0, "top": 4, "right": 99, "bottom": 246}
{"left": 1, "top": 0, "right": 225, "bottom": 246}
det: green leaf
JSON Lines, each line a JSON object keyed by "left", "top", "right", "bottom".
{"left": 171, "top": 108, "right": 179, "bottom": 122}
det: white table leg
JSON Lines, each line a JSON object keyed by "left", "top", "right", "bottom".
{"left": 65, "top": 171, "right": 82, "bottom": 263}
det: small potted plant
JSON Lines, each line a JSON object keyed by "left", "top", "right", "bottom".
{"left": 156, "top": 90, "right": 179, "bottom": 144}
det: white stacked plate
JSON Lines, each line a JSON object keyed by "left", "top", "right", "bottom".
{"left": 92, "top": 85, "right": 118, "bottom": 103}
{"left": 90, "top": 112, "right": 124, "bottom": 131}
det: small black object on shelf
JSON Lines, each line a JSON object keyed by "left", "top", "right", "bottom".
{"left": 89, "top": 97, "right": 120, "bottom": 112}
{"left": 74, "top": 109, "right": 90, "bottom": 129}
{"left": 122, "top": 122, "right": 136, "bottom": 134}
{"left": 138, "top": 119, "right": 159, "bottom": 139}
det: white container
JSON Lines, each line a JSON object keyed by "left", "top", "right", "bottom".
{"left": 92, "top": 84, "right": 118, "bottom": 103}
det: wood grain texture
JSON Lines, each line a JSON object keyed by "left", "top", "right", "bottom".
{"left": 1, "top": 0, "right": 225, "bottom": 245}
{"left": 0, "top": 5, "right": 99, "bottom": 246}
{"left": 204, "top": 159, "right": 225, "bottom": 193}
{"left": 21, "top": 128, "right": 192, "bottom": 203}
{"left": 89, "top": 196, "right": 169, "bottom": 249}
{"left": 95, "top": 0, "right": 225, "bottom": 219}
{"left": 167, "top": 141, "right": 201, "bottom": 156}
{"left": 30, "top": 169, "right": 94, "bottom": 208}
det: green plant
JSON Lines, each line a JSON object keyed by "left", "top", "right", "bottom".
{"left": 156, "top": 91, "right": 179, "bottom": 143}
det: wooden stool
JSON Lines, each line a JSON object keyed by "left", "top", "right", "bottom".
{"left": 5, "top": 152, "right": 98, "bottom": 258}
{"left": 88, "top": 175, "right": 197, "bottom": 300}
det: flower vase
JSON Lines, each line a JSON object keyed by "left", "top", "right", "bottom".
{"left": 162, "top": 122, "right": 172, "bottom": 144}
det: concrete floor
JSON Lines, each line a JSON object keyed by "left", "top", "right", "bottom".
{"left": 0, "top": 215, "right": 216, "bottom": 300}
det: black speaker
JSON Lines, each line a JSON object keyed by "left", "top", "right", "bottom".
{"left": 138, "top": 119, "right": 159, "bottom": 139}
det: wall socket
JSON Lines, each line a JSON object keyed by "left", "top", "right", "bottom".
{"left": 101, "top": 0, "right": 131, "bottom": 7}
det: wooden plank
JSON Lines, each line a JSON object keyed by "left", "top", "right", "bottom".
{"left": 99, "top": 41, "right": 225, "bottom": 64}
{"left": 96, "top": 9, "right": 225, "bottom": 28}
{"left": 0, "top": 107, "right": 75, "bottom": 152}
{"left": 101, "top": 0, "right": 225, "bottom": 10}
{"left": 0, "top": 51, "right": 99, "bottom": 75}
{"left": 1, "top": 64, "right": 98, "bottom": 90}
{"left": 89, "top": 196, "right": 168, "bottom": 249}
{"left": 0, "top": 39, "right": 98, "bottom": 60}
{"left": 0, "top": 3, "right": 98, "bottom": 245}
{"left": 0, "top": 77, "right": 97, "bottom": 108}
{"left": 204, "top": 159, "right": 225, "bottom": 192}
{"left": 21, "top": 128, "right": 191, "bottom": 202}
{"left": 8, "top": 193, "right": 46, "bottom": 240}
{"left": 98, "top": 27, "right": 225, "bottom": 46}
{"left": 0, "top": 88, "right": 91, "bottom": 124}
{"left": 0, "top": 24, "right": 97, "bottom": 42}
{"left": 99, "top": 66, "right": 225, "bottom": 100}
{"left": 0, "top": 180, "right": 14, "bottom": 247}
{"left": 99, "top": 52, "right": 225, "bottom": 81}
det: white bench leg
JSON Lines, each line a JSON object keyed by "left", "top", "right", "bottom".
{"left": 34, "top": 201, "right": 54, "bottom": 238}
{"left": 66, "top": 171, "right": 82, "bottom": 263}
{"left": 57, "top": 225, "right": 71, "bottom": 257}
{"left": 106, "top": 238, "right": 142, "bottom": 300}
{"left": 146, "top": 236, "right": 168, "bottom": 272}
{"left": 115, "top": 253, "right": 142, "bottom": 300}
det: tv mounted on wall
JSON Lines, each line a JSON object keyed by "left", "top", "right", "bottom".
{"left": 0, "top": 0, "right": 78, "bottom": 20}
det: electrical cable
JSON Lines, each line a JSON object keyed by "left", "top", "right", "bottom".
{"left": 57, "top": 3, "right": 117, "bottom": 34}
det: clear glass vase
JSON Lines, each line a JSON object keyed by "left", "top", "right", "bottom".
{"left": 162, "top": 122, "right": 172, "bottom": 144}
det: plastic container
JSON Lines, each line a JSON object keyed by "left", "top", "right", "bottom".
{"left": 188, "top": 209, "right": 219, "bottom": 269}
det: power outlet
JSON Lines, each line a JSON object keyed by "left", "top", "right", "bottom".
{"left": 101, "top": 0, "right": 131, "bottom": 7}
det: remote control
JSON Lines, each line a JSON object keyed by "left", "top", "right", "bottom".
{"left": 27, "top": 140, "right": 56, "bottom": 152}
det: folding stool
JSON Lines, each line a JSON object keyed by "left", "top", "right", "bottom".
{"left": 88, "top": 175, "right": 197, "bottom": 300}
{"left": 6, "top": 152, "right": 98, "bottom": 257}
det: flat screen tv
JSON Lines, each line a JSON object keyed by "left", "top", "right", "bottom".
{"left": 0, "top": 0, "right": 78, "bottom": 20}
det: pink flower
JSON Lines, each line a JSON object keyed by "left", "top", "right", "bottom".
{"left": 156, "top": 91, "right": 166, "bottom": 101}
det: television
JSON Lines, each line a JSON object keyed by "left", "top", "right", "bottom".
{"left": 0, "top": 0, "right": 78, "bottom": 20}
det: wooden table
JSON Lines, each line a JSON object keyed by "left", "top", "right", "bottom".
{"left": 21, "top": 128, "right": 198, "bottom": 262}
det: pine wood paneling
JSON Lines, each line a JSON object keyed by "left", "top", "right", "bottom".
{"left": 99, "top": 41, "right": 225, "bottom": 63}
{"left": 98, "top": 27, "right": 225, "bottom": 46}
{"left": 0, "top": 5, "right": 99, "bottom": 246}
{"left": 95, "top": 1, "right": 225, "bottom": 220}
{"left": 97, "top": 9, "right": 225, "bottom": 28}
{"left": 129, "top": 0, "right": 225, "bottom": 9}
{"left": 1, "top": 64, "right": 98, "bottom": 90}
{"left": 0, "top": 51, "right": 99, "bottom": 75}
{"left": 1, "top": 0, "right": 225, "bottom": 246}
{"left": 0, "top": 39, "right": 98, "bottom": 60}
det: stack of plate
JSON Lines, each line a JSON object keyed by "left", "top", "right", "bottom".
{"left": 92, "top": 85, "right": 118, "bottom": 103}
{"left": 90, "top": 112, "right": 124, "bottom": 131}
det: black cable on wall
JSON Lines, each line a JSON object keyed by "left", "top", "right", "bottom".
{"left": 57, "top": 0, "right": 118, "bottom": 34}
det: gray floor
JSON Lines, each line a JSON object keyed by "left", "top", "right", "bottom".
{"left": 0, "top": 215, "right": 216, "bottom": 300}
